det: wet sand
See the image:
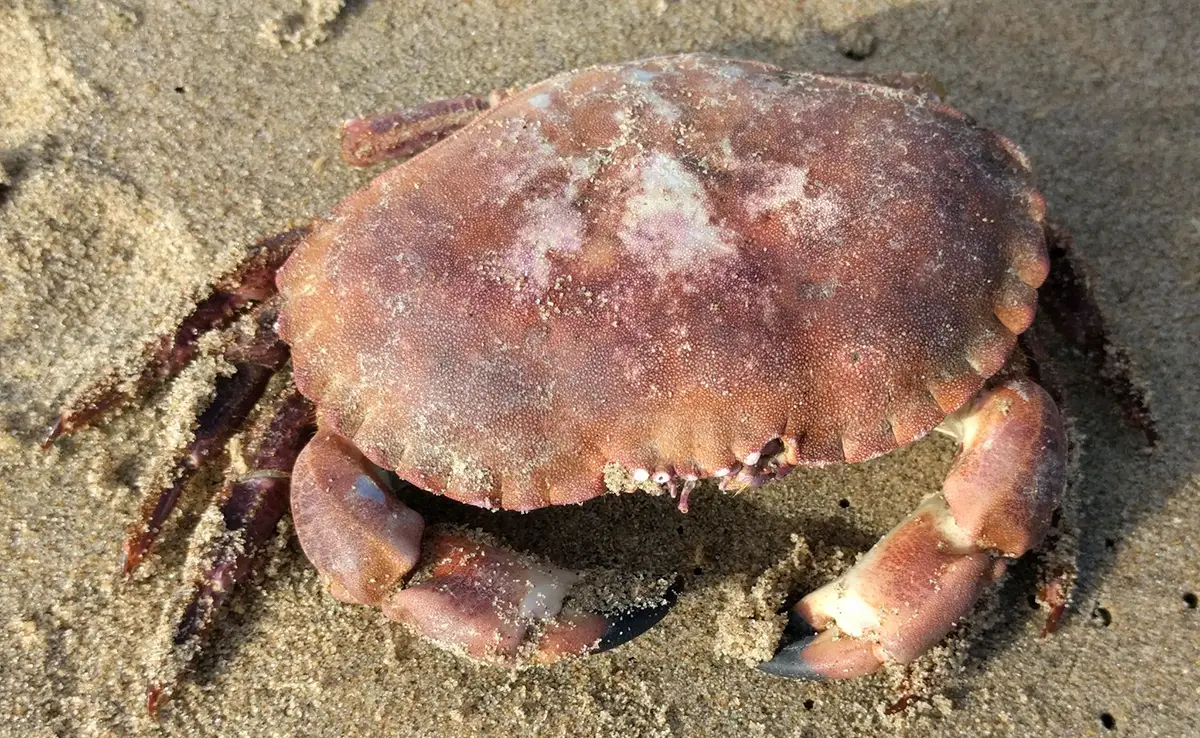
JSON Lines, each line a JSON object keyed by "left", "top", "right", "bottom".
{"left": 2, "top": 1, "right": 1197, "bottom": 735}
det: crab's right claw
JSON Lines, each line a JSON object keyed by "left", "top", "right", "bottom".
{"left": 761, "top": 378, "right": 1067, "bottom": 680}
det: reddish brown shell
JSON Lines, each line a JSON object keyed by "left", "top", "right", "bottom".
{"left": 276, "top": 54, "right": 1048, "bottom": 511}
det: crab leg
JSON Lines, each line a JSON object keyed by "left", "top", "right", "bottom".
{"left": 43, "top": 226, "right": 307, "bottom": 446}
{"left": 291, "top": 430, "right": 678, "bottom": 664}
{"left": 147, "top": 390, "right": 315, "bottom": 715}
{"left": 761, "top": 377, "right": 1067, "bottom": 680}
{"left": 121, "top": 303, "right": 289, "bottom": 575}
{"left": 340, "top": 91, "right": 507, "bottom": 167}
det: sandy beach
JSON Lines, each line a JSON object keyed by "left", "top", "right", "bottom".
{"left": 2, "top": 1, "right": 1197, "bottom": 735}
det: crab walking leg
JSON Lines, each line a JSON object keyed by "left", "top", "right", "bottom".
{"left": 121, "top": 303, "right": 290, "bottom": 575}
{"left": 340, "top": 91, "right": 508, "bottom": 167}
{"left": 762, "top": 378, "right": 1067, "bottom": 680}
{"left": 291, "top": 430, "right": 678, "bottom": 663}
{"left": 43, "top": 226, "right": 309, "bottom": 446}
{"left": 146, "top": 391, "right": 315, "bottom": 715}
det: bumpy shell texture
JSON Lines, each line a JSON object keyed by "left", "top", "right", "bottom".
{"left": 276, "top": 54, "right": 1048, "bottom": 511}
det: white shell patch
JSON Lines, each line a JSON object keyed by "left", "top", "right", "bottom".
{"left": 620, "top": 152, "right": 736, "bottom": 277}
{"left": 506, "top": 195, "right": 586, "bottom": 293}
{"left": 744, "top": 164, "right": 842, "bottom": 236}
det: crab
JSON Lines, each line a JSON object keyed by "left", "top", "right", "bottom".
{"left": 46, "top": 53, "right": 1153, "bottom": 714}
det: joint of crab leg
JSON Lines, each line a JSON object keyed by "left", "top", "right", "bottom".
{"left": 291, "top": 430, "right": 426, "bottom": 606}
{"left": 761, "top": 378, "right": 1066, "bottom": 680}
{"left": 43, "top": 227, "right": 308, "bottom": 446}
{"left": 939, "top": 378, "right": 1067, "bottom": 556}
{"left": 121, "top": 303, "right": 290, "bottom": 576}
{"left": 146, "top": 391, "right": 314, "bottom": 715}
{"left": 340, "top": 91, "right": 508, "bottom": 167}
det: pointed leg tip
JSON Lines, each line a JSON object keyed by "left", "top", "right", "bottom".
{"left": 594, "top": 573, "right": 683, "bottom": 654}
{"left": 119, "top": 539, "right": 144, "bottom": 578}
{"left": 146, "top": 683, "right": 171, "bottom": 717}
{"left": 40, "top": 416, "right": 65, "bottom": 449}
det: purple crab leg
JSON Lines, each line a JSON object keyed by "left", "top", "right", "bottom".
{"left": 121, "top": 303, "right": 289, "bottom": 575}
{"left": 146, "top": 390, "right": 315, "bottom": 716}
{"left": 340, "top": 91, "right": 507, "bottom": 167}
{"left": 290, "top": 430, "right": 679, "bottom": 666}
{"left": 42, "top": 226, "right": 308, "bottom": 447}
{"left": 760, "top": 378, "right": 1067, "bottom": 680}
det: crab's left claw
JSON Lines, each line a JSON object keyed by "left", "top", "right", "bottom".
{"left": 383, "top": 535, "right": 680, "bottom": 664}
{"left": 761, "top": 377, "right": 1067, "bottom": 680}
{"left": 290, "top": 429, "right": 679, "bottom": 668}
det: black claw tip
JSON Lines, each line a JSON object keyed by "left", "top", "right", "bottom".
{"left": 595, "top": 574, "right": 683, "bottom": 653}
{"left": 758, "top": 612, "right": 825, "bottom": 680}
{"left": 758, "top": 638, "right": 826, "bottom": 680}
{"left": 783, "top": 608, "right": 817, "bottom": 639}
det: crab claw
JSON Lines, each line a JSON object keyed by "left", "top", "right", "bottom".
{"left": 383, "top": 535, "right": 679, "bottom": 663}
{"left": 291, "top": 430, "right": 678, "bottom": 665}
{"left": 761, "top": 377, "right": 1066, "bottom": 679}
{"left": 383, "top": 534, "right": 597, "bottom": 660}
{"left": 758, "top": 612, "right": 870, "bottom": 681}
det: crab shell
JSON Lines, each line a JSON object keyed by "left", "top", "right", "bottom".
{"left": 275, "top": 54, "right": 1048, "bottom": 511}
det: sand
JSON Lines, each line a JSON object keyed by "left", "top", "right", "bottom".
{"left": 1, "top": 1, "right": 1197, "bottom": 736}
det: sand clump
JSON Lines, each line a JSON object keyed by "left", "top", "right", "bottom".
{"left": 0, "top": 6, "right": 82, "bottom": 152}
{"left": 712, "top": 534, "right": 814, "bottom": 665}
{"left": 258, "top": 0, "right": 348, "bottom": 52}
